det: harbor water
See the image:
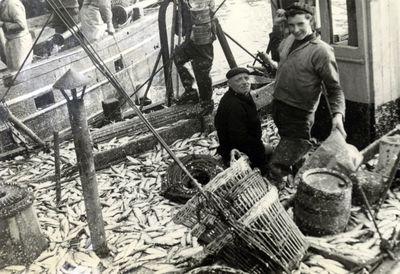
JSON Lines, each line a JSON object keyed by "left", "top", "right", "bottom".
{"left": 211, "top": 0, "right": 272, "bottom": 79}
{"left": 211, "top": 0, "right": 348, "bottom": 79}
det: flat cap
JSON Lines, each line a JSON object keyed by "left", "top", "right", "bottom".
{"left": 226, "top": 67, "right": 250, "bottom": 80}
{"left": 287, "top": 3, "right": 314, "bottom": 15}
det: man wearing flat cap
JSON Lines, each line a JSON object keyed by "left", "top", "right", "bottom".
{"left": 258, "top": 1, "right": 346, "bottom": 186}
{"left": 215, "top": 67, "right": 270, "bottom": 174}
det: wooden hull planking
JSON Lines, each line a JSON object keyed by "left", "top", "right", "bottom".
{"left": 0, "top": 10, "right": 171, "bottom": 153}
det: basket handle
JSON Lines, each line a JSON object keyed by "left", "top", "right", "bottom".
{"left": 230, "top": 149, "right": 242, "bottom": 165}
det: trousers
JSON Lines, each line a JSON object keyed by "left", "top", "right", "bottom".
{"left": 269, "top": 99, "right": 314, "bottom": 179}
{"left": 174, "top": 39, "right": 214, "bottom": 101}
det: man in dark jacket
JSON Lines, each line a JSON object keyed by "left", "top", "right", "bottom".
{"left": 47, "top": 0, "right": 80, "bottom": 34}
{"left": 215, "top": 67, "right": 269, "bottom": 174}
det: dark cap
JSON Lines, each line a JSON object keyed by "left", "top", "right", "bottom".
{"left": 286, "top": 3, "right": 314, "bottom": 15}
{"left": 226, "top": 67, "right": 250, "bottom": 80}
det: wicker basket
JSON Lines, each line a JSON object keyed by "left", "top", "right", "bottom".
{"left": 376, "top": 135, "right": 400, "bottom": 178}
{"left": 172, "top": 153, "right": 252, "bottom": 228}
{"left": 205, "top": 233, "right": 271, "bottom": 274}
{"left": 238, "top": 186, "right": 309, "bottom": 272}
{"left": 201, "top": 186, "right": 307, "bottom": 273}
{"left": 228, "top": 170, "right": 271, "bottom": 217}
{"left": 193, "top": 170, "right": 270, "bottom": 243}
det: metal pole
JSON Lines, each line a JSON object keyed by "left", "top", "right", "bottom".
{"left": 140, "top": 51, "right": 162, "bottom": 111}
{"left": 214, "top": 18, "right": 237, "bottom": 68}
{"left": 65, "top": 96, "right": 109, "bottom": 257}
{"left": 54, "top": 131, "right": 61, "bottom": 205}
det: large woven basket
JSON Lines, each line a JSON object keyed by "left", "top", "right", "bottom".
{"left": 192, "top": 170, "right": 270, "bottom": 243}
{"left": 203, "top": 186, "right": 308, "bottom": 273}
{"left": 204, "top": 233, "right": 272, "bottom": 274}
{"left": 172, "top": 153, "right": 252, "bottom": 228}
{"left": 237, "top": 186, "right": 308, "bottom": 272}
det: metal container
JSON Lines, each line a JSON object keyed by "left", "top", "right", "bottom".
{"left": 294, "top": 168, "right": 352, "bottom": 236}
{"left": 0, "top": 182, "right": 48, "bottom": 268}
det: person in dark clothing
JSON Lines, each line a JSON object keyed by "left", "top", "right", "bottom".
{"left": 215, "top": 67, "right": 270, "bottom": 174}
{"left": 174, "top": 0, "right": 216, "bottom": 114}
{"left": 47, "top": 0, "right": 80, "bottom": 34}
{"left": 259, "top": 3, "right": 346, "bottom": 186}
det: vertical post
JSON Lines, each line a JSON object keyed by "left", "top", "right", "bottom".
{"left": 54, "top": 131, "right": 61, "bottom": 205}
{"left": 66, "top": 98, "right": 109, "bottom": 257}
{"left": 214, "top": 19, "right": 237, "bottom": 69}
{"left": 158, "top": 0, "right": 174, "bottom": 106}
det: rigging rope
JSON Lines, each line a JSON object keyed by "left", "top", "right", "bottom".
{"left": 45, "top": 3, "right": 294, "bottom": 271}
{"left": 47, "top": 0, "right": 205, "bottom": 192}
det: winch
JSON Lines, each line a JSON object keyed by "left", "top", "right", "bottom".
{"left": 0, "top": 182, "right": 48, "bottom": 268}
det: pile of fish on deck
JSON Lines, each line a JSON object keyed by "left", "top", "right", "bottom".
{"left": 1, "top": 116, "right": 400, "bottom": 273}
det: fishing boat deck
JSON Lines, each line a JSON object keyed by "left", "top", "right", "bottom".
{"left": 1, "top": 86, "right": 400, "bottom": 273}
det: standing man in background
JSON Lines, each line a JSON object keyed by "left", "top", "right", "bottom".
{"left": 0, "top": 0, "right": 32, "bottom": 71}
{"left": 47, "top": 0, "right": 81, "bottom": 34}
{"left": 80, "top": 0, "right": 114, "bottom": 42}
{"left": 174, "top": 0, "right": 216, "bottom": 114}
{"left": 259, "top": 3, "right": 346, "bottom": 187}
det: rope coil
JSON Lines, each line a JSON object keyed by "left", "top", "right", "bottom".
{"left": 0, "top": 182, "right": 34, "bottom": 218}
{"left": 161, "top": 154, "right": 224, "bottom": 203}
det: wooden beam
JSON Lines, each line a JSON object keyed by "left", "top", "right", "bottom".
{"left": 31, "top": 118, "right": 204, "bottom": 185}
{"left": 91, "top": 105, "right": 198, "bottom": 144}
{"left": 94, "top": 118, "right": 202, "bottom": 170}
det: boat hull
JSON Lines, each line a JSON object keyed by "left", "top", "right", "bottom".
{"left": 0, "top": 10, "right": 170, "bottom": 153}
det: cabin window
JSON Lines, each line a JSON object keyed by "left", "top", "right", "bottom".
{"left": 34, "top": 91, "right": 55, "bottom": 110}
{"left": 114, "top": 58, "right": 124, "bottom": 72}
{"left": 330, "top": 0, "right": 358, "bottom": 46}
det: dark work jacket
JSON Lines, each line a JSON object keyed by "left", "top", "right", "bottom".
{"left": 215, "top": 88, "right": 266, "bottom": 168}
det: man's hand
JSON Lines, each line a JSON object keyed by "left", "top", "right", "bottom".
{"left": 106, "top": 23, "right": 115, "bottom": 34}
{"left": 273, "top": 9, "right": 286, "bottom": 25}
{"left": 257, "top": 52, "right": 278, "bottom": 69}
{"left": 332, "top": 113, "right": 347, "bottom": 139}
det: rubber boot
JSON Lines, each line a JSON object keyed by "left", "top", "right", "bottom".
{"left": 176, "top": 89, "right": 199, "bottom": 105}
{"left": 135, "top": 96, "right": 152, "bottom": 106}
{"left": 269, "top": 138, "right": 312, "bottom": 189}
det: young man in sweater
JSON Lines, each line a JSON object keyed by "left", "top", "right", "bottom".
{"left": 260, "top": 4, "right": 346, "bottom": 186}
